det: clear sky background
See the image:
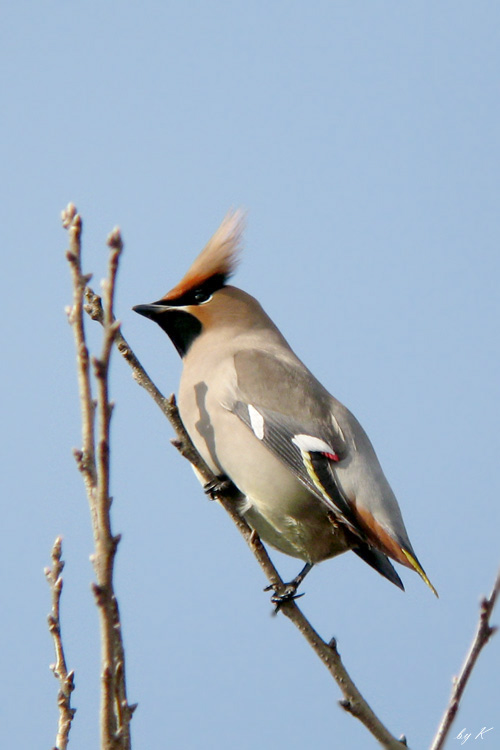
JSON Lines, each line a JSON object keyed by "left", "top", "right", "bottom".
{"left": 1, "top": 3, "right": 499, "bottom": 749}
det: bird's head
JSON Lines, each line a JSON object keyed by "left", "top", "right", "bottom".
{"left": 134, "top": 210, "right": 248, "bottom": 357}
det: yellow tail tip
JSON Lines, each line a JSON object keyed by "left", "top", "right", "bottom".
{"left": 402, "top": 549, "right": 439, "bottom": 598}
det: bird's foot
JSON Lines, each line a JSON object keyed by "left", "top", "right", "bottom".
{"left": 264, "top": 581, "right": 306, "bottom": 614}
{"left": 203, "top": 475, "right": 232, "bottom": 500}
{"left": 264, "top": 562, "right": 313, "bottom": 614}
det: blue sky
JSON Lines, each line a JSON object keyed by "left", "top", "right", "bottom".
{"left": 2, "top": 3, "right": 499, "bottom": 748}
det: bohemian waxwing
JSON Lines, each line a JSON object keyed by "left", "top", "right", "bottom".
{"left": 134, "top": 210, "right": 437, "bottom": 601}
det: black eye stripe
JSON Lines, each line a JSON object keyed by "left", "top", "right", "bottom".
{"left": 168, "top": 274, "right": 225, "bottom": 306}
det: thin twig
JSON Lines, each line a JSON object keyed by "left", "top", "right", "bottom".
{"left": 429, "top": 567, "right": 500, "bottom": 750}
{"left": 62, "top": 204, "right": 134, "bottom": 750}
{"left": 84, "top": 286, "right": 176, "bottom": 420}
{"left": 63, "top": 205, "right": 97, "bottom": 512}
{"left": 45, "top": 537, "right": 76, "bottom": 750}
{"left": 84, "top": 284, "right": 407, "bottom": 749}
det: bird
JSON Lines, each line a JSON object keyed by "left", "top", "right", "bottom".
{"left": 133, "top": 210, "right": 437, "bottom": 602}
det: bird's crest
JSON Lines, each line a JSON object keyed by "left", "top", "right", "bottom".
{"left": 163, "top": 209, "right": 245, "bottom": 301}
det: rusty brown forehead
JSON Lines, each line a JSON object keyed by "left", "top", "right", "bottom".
{"left": 162, "top": 271, "right": 215, "bottom": 302}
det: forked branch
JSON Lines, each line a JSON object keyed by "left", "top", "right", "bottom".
{"left": 62, "top": 204, "right": 135, "bottom": 750}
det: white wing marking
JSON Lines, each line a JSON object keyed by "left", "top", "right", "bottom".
{"left": 292, "top": 434, "right": 335, "bottom": 454}
{"left": 248, "top": 404, "right": 265, "bottom": 440}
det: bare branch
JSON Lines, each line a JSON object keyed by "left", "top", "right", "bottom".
{"left": 84, "top": 284, "right": 407, "bottom": 749}
{"left": 63, "top": 204, "right": 97, "bottom": 504}
{"left": 62, "top": 204, "right": 134, "bottom": 749}
{"left": 45, "top": 537, "right": 76, "bottom": 750}
{"left": 429, "top": 567, "right": 500, "bottom": 750}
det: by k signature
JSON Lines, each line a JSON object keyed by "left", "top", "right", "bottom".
{"left": 456, "top": 727, "right": 493, "bottom": 744}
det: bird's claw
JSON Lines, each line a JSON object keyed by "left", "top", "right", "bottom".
{"left": 272, "top": 588, "right": 306, "bottom": 611}
{"left": 265, "top": 581, "right": 306, "bottom": 613}
{"left": 203, "top": 476, "right": 232, "bottom": 499}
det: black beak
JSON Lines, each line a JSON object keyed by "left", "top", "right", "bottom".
{"left": 132, "top": 303, "right": 170, "bottom": 320}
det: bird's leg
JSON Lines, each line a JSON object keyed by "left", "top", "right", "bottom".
{"left": 265, "top": 562, "right": 314, "bottom": 612}
{"left": 203, "top": 474, "right": 233, "bottom": 500}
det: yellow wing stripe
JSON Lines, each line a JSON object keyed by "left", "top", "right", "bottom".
{"left": 301, "top": 449, "right": 332, "bottom": 503}
{"left": 402, "top": 549, "right": 439, "bottom": 597}
{"left": 299, "top": 449, "right": 359, "bottom": 534}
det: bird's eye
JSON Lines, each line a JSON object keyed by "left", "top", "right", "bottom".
{"left": 193, "top": 289, "right": 212, "bottom": 304}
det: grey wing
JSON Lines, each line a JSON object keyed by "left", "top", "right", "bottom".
{"left": 226, "top": 349, "right": 358, "bottom": 530}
